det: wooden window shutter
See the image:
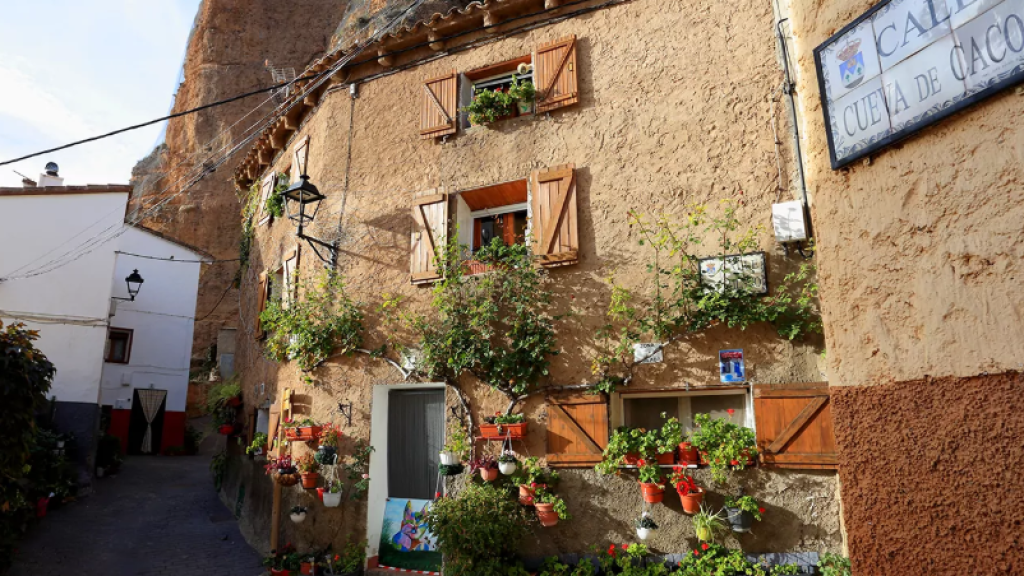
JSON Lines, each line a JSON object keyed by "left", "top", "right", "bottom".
{"left": 546, "top": 393, "right": 609, "bottom": 468}
{"left": 258, "top": 172, "right": 275, "bottom": 225}
{"left": 410, "top": 191, "right": 448, "bottom": 284}
{"left": 530, "top": 163, "right": 579, "bottom": 266}
{"left": 292, "top": 136, "right": 310, "bottom": 182}
{"left": 255, "top": 271, "right": 269, "bottom": 340}
{"left": 534, "top": 35, "right": 579, "bottom": 113}
{"left": 420, "top": 71, "right": 458, "bottom": 139}
{"left": 753, "top": 383, "right": 837, "bottom": 470}
{"left": 282, "top": 246, "right": 300, "bottom": 308}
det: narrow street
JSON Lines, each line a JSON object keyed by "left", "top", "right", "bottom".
{"left": 10, "top": 436, "right": 262, "bottom": 576}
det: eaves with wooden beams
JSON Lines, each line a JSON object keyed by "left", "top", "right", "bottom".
{"left": 232, "top": 0, "right": 615, "bottom": 190}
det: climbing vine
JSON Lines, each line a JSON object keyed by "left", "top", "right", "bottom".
{"left": 588, "top": 202, "right": 821, "bottom": 393}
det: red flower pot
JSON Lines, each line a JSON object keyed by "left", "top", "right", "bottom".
{"left": 316, "top": 487, "right": 325, "bottom": 502}
{"left": 535, "top": 502, "right": 559, "bottom": 527}
{"left": 36, "top": 497, "right": 49, "bottom": 518}
{"left": 519, "top": 485, "right": 536, "bottom": 506}
{"left": 740, "top": 449, "right": 757, "bottom": 466}
{"left": 678, "top": 486, "right": 705, "bottom": 514}
{"left": 300, "top": 561, "right": 317, "bottom": 575}
{"left": 480, "top": 467, "right": 499, "bottom": 482}
{"left": 218, "top": 424, "right": 235, "bottom": 435}
{"left": 226, "top": 396, "right": 242, "bottom": 408}
{"left": 656, "top": 452, "right": 674, "bottom": 465}
{"left": 479, "top": 422, "right": 527, "bottom": 440}
{"left": 270, "top": 569, "right": 291, "bottom": 576}
{"left": 623, "top": 452, "right": 642, "bottom": 466}
{"left": 678, "top": 442, "right": 700, "bottom": 465}
{"left": 300, "top": 472, "right": 319, "bottom": 489}
{"left": 639, "top": 482, "right": 665, "bottom": 504}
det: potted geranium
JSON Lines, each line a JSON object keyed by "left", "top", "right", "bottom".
{"left": 266, "top": 455, "right": 300, "bottom": 486}
{"left": 656, "top": 414, "right": 684, "bottom": 465}
{"left": 440, "top": 426, "right": 469, "bottom": 465}
{"left": 690, "top": 413, "right": 758, "bottom": 483}
{"left": 498, "top": 450, "right": 517, "bottom": 475}
{"left": 723, "top": 493, "right": 764, "bottom": 533}
{"left": 464, "top": 87, "right": 516, "bottom": 125}
{"left": 479, "top": 413, "right": 528, "bottom": 439}
{"left": 669, "top": 466, "right": 704, "bottom": 514}
{"left": 511, "top": 457, "right": 559, "bottom": 506}
{"left": 247, "top": 432, "right": 268, "bottom": 459}
{"left": 692, "top": 504, "right": 726, "bottom": 542}
{"left": 508, "top": 75, "right": 536, "bottom": 115}
{"left": 316, "top": 424, "right": 342, "bottom": 465}
{"left": 469, "top": 454, "right": 500, "bottom": 482}
{"left": 325, "top": 539, "right": 367, "bottom": 576}
{"left": 637, "top": 461, "right": 665, "bottom": 504}
{"left": 533, "top": 486, "right": 569, "bottom": 527}
{"left": 595, "top": 426, "right": 645, "bottom": 474}
{"left": 263, "top": 544, "right": 302, "bottom": 576}
{"left": 634, "top": 512, "right": 658, "bottom": 540}
{"left": 296, "top": 454, "right": 321, "bottom": 489}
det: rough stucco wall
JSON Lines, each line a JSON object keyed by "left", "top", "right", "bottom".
{"left": 784, "top": 0, "right": 1024, "bottom": 388}
{"left": 130, "top": 0, "right": 349, "bottom": 364}
{"left": 831, "top": 373, "right": 1024, "bottom": 575}
{"left": 230, "top": 0, "right": 842, "bottom": 558}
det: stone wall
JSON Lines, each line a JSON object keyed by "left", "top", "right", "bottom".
{"left": 226, "top": 0, "right": 844, "bottom": 560}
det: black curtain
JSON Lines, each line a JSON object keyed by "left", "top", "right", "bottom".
{"left": 387, "top": 389, "right": 444, "bottom": 499}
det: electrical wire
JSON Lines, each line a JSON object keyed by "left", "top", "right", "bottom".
{"left": 195, "top": 274, "right": 238, "bottom": 323}
{"left": 114, "top": 251, "right": 240, "bottom": 263}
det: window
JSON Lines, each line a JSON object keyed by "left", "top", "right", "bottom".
{"left": 453, "top": 179, "right": 529, "bottom": 274}
{"left": 282, "top": 248, "right": 300, "bottom": 308}
{"left": 255, "top": 272, "right": 272, "bottom": 339}
{"left": 461, "top": 55, "right": 534, "bottom": 127}
{"left": 105, "top": 328, "right": 133, "bottom": 364}
{"left": 616, "top": 388, "right": 752, "bottom": 431}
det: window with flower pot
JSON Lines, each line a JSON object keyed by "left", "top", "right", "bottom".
{"left": 104, "top": 328, "right": 133, "bottom": 364}
{"left": 461, "top": 55, "right": 535, "bottom": 127}
{"left": 613, "top": 388, "right": 752, "bottom": 431}
{"left": 409, "top": 163, "right": 579, "bottom": 284}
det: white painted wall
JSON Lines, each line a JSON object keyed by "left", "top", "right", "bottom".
{"left": 0, "top": 191, "right": 128, "bottom": 404}
{"left": 99, "top": 226, "right": 205, "bottom": 413}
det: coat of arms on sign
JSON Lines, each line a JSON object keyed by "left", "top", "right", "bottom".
{"left": 837, "top": 38, "right": 865, "bottom": 89}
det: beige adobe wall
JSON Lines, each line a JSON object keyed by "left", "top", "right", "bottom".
{"left": 782, "top": 0, "right": 1024, "bottom": 388}
{"left": 231, "top": 0, "right": 844, "bottom": 557}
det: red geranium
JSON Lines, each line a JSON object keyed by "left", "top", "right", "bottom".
{"left": 701, "top": 542, "right": 709, "bottom": 550}
{"left": 758, "top": 507, "right": 766, "bottom": 514}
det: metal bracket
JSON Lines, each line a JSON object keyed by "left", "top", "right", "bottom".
{"left": 337, "top": 402, "right": 352, "bottom": 426}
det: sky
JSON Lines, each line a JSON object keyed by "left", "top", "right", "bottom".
{"left": 0, "top": 0, "right": 203, "bottom": 187}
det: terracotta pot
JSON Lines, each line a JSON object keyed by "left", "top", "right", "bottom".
{"left": 480, "top": 467, "right": 499, "bottom": 482}
{"left": 270, "top": 570, "right": 291, "bottom": 576}
{"left": 535, "top": 502, "right": 559, "bottom": 527}
{"left": 300, "top": 472, "right": 320, "bottom": 489}
{"left": 479, "top": 422, "right": 528, "bottom": 439}
{"left": 623, "top": 452, "right": 642, "bottom": 466}
{"left": 678, "top": 486, "right": 705, "bottom": 514}
{"left": 740, "top": 449, "right": 757, "bottom": 466}
{"left": 518, "top": 485, "right": 536, "bottom": 506}
{"left": 656, "top": 452, "right": 674, "bottom": 465}
{"left": 678, "top": 442, "right": 700, "bottom": 465}
{"left": 300, "top": 561, "right": 317, "bottom": 575}
{"left": 639, "top": 482, "right": 665, "bottom": 504}
{"left": 218, "top": 424, "right": 235, "bottom": 435}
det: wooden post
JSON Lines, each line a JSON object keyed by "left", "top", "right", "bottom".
{"left": 270, "top": 482, "right": 282, "bottom": 551}
{"left": 267, "top": 389, "right": 290, "bottom": 552}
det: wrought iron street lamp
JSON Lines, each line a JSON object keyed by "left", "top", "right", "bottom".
{"left": 125, "top": 269, "right": 145, "bottom": 301}
{"left": 282, "top": 174, "right": 338, "bottom": 267}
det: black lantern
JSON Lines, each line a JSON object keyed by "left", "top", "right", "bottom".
{"left": 282, "top": 175, "right": 326, "bottom": 227}
{"left": 282, "top": 174, "right": 337, "bottom": 267}
{"left": 125, "top": 269, "right": 144, "bottom": 301}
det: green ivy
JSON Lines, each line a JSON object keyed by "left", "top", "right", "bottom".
{"left": 260, "top": 271, "right": 365, "bottom": 374}
{"left": 264, "top": 172, "right": 289, "bottom": 219}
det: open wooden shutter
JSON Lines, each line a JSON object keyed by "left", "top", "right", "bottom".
{"left": 754, "top": 383, "right": 837, "bottom": 470}
{"left": 530, "top": 163, "right": 579, "bottom": 266}
{"left": 420, "top": 71, "right": 458, "bottom": 139}
{"left": 282, "top": 246, "right": 300, "bottom": 309}
{"left": 534, "top": 35, "right": 579, "bottom": 113}
{"left": 292, "top": 136, "right": 310, "bottom": 181}
{"left": 258, "top": 172, "right": 275, "bottom": 225}
{"left": 255, "top": 272, "right": 269, "bottom": 340}
{"left": 410, "top": 191, "right": 448, "bottom": 284}
{"left": 546, "top": 393, "right": 608, "bottom": 468}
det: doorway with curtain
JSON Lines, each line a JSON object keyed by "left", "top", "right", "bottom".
{"left": 128, "top": 389, "right": 167, "bottom": 455}
{"left": 387, "top": 389, "right": 444, "bottom": 500}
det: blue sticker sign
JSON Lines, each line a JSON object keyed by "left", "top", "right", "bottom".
{"left": 719, "top": 349, "right": 745, "bottom": 383}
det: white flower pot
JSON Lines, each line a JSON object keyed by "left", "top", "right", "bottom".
{"left": 636, "top": 527, "right": 651, "bottom": 540}
{"left": 323, "top": 492, "right": 342, "bottom": 508}
{"left": 290, "top": 512, "right": 307, "bottom": 524}
{"left": 499, "top": 461, "right": 517, "bottom": 475}
{"left": 439, "top": 452, "right": 458, "bottom": 465}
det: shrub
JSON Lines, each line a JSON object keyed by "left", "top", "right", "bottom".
{"left": 425, "top": 482, "right": 529, "bottom": 576}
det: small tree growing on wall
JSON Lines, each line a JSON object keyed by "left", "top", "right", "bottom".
{"left": 588, "top": 201, "right": 821, "bottom": 392}
{"left": 406, "top": 238, "right": 560, "bottom": 416}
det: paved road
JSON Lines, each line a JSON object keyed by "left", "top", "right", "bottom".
{"left": 10, "top": 438, "right": 263, "bottom": 576}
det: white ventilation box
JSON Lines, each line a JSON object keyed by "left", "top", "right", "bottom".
{"left": 772, "top": 201, "right": 808, "bottom": 243}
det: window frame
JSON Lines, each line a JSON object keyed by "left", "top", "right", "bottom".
{"left": 105, "top": 327, "right": 134, "bottom": 364}
{"left": 460, "top": 54, "right": 534, "bottom": 128}
{"left": 611, "top": 386, "right": 755, "bottom": 432}
{"left": 452, "top": 178, "right": 533, "bottom": 271}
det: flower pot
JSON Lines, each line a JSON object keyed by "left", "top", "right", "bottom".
{"left": 290, "top": 511, "right": 307, "bottom": 524}
{"left": 36, "top": 497, "right": 49, "bottom": 518}
{"left": 678, "top": 442, "right": 700, "bottom": 465}
{"left": 439, "top": 451, "right": 458, "bottom": 465}
{"left": 270, "top": 569, "right": 292, "bottom": 576}
{"left": 678, "top": 487, "right": 705, "bottom": 514}
{"left": 535, "top": 502, "right": 559, "bottom": 527}
{"left": 499, "top": 461, "right": 517, "bottom": 475}
{"left": 226, "top": 396, "right": 242, "bottom": 408}
{"left": 218, "top": 424, "right": 235, "bottom": 435}
{"left": 323, "top": 491, "right": 342, "bottom": 508}
{"left": 623, "top": 452, "right": 642, "bottom": 466}
{"left": 699, "top": 451, "right": 710, "bottom": 465}
{"left": 636, "top": 527, "right": 651, "bottom": 540}
{"left": 300, "top": 561, "right": 317, "bottom": 575}
{"left": 740, "top": 449, "right": 756, "bottom": 466}
{"left": 518, "top": 485, "right": 536, "bottom": 506}
{"left": 516, "top": 101, "right": 534, "bottom": 115}
{"left": 655, "top": 452, "right": 674, "bottom": 465}
{"left": 479, "top": 422, "right": 527, "bottom": 440}
{"left": 696, "top": 525, "right": 714, "bottom": 542}
{"left": 316, "top": 487, "right": 325, "bottom": 502}
{"left": 300, "top": 472, "right": 320, "bottom": 489}
{"left": 639, "top": 482, "right": 665, "bottom": 504}
{"left": 480, "top": 467, "right": 499, "bottom": 482}
{"left": 275, "top": 473, "right": 300, "bottom": 487}
{"left": 726, "top": 507, "right": 754, "bottom": 533}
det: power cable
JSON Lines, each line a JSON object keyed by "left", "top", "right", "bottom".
{"left": 115, "top": 251, "right": 241, "bottom": 263}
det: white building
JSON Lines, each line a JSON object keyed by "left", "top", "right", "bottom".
{"left": 0, "top": 165, "right": 208, "bottom": 477}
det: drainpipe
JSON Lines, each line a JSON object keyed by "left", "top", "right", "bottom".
{"left": 775, "top": 18, "right": 814, "bottom": 242}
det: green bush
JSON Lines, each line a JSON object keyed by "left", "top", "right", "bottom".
{"left": 425, "top": 482, "right": 529, "bottom": 576}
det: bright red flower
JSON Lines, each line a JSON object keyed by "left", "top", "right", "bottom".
{"left": 334, "top": 555, "right": 340, "bottom": 561}
{"left": 435, "top": 492, "right": 442, "bottom": 498}
{"left": 621, "top": 544, "right": 628, "bottom": 550}
{"left": 730, "top": 459, "right": 739, "bottom": 465}
{"left": 693, "top": 550, "right": 700, "bottom": 556}
{"left": 607, "top": 544, "right": 616, "bottom": 557}
{"left": 758, "top": 507, "right": 766, "bottom": 514}
{"left": 701, "top": 542, "right": 709, "bottom": 550}
{"left": 726, "top": 408, "right": 735, "bottom": 415}
{"left": 637, "top": 459, "right": 646, "bottom": 466}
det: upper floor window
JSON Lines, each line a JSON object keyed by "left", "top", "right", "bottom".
{"left": 105, "top": 328, "right": 134, "bottom": 364}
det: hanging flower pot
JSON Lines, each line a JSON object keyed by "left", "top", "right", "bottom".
{"left": 519, "top": 484, "right": 537, "bottom": 506}
{"left": 300, "top": 472, "right": 320, "bottom": 489}
{"left": 678, "top": 442, "right": 700, "bottom": 466}
{"left": 725, "top": 507, "right": 754, "bottom": 533}
{"left": 499, "top": 461, "right": 517, "bottom": 475}
{"left": 226, "top": 396, "right": 242, "bottom": 408}
{"left": 479, "top": 467, "right": 499, "bottom": 482}
{"left": 636, "top": 527, "right": 651, "bottom": 540}
{"left": 678, "top": 486, "right": 705, "bottom": 514}
{"left": 439, "top": 451, "right": 459, "bottom": 465}
{"left": 315, "top": 445, "right": 337, "bottom": 465}
{"left": 290, "top": 510, "right": 307, "bottom": 524}
{"left": 479, "top": 422, "right": 528, "bottom": 439}
{"left": 535, "top": 502, "right": 559, "bottom": 527}
{"left": 275, "top": 472, "right": 300, "bottom": 487}
{"left": 639, "top": 482, "right": 665, "bottom": 504}
{"left": 323, "top": 490, "right": 342, "bottom": 508}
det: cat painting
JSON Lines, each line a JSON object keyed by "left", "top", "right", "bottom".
{"left": 391, "top": 500, "right": 433, "bottom": 552}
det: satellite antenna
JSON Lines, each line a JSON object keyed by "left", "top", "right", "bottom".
{"left": 44, "top": 162, "right": 59, "bottom": 176}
